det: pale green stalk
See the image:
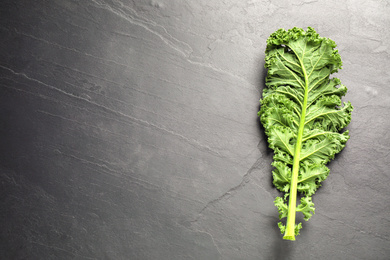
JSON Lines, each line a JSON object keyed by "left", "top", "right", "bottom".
{"left": 283, "top": 52, "right": 309, "bottom": 240}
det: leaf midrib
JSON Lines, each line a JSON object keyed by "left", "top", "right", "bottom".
{"left": 283, "top": 41, "right": 310, "bottom": 239}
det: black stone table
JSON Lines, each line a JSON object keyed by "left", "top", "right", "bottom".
{"left": 1, "top": 1, "right": 389, "bottom": 259}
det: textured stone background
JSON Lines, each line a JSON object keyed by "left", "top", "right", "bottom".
{"left": 1, "top": 0, "right": 389, "bottom": 259}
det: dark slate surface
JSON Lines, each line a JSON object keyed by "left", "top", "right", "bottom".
{"left": 1, "top": 0, "right": 389, "bottom": 259}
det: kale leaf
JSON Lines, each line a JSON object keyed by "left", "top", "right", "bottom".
{"left": 259, "top": 27, "right": 353, "bottom": 240}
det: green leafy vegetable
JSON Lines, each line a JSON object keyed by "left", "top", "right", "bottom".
{"left": 258, "top": 27, "right": 352, "bottom": 241}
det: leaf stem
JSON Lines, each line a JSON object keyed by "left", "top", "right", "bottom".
{"left": 283, "top": 48, "right": 309, "bottom": 241}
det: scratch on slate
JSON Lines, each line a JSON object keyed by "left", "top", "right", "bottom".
{"left": 89, "top": 0, "right": 193, "bottom": 57}
{"left": 88, "top": 0, "right": 255, "bottom": 88}
{"left": 12, "top": 28, "right": 128, "bottom": 68}
{"left": 29, "top": 241, "right": 96, "bottom": 260}
{"left": 173, "top": 221, "right": 222, "bottom": 258}
{"left": 191, "top": 156, "right": 264, "bottom": 223}
{"left": 0, "top": 65, "right": 224, "bottom": 158}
